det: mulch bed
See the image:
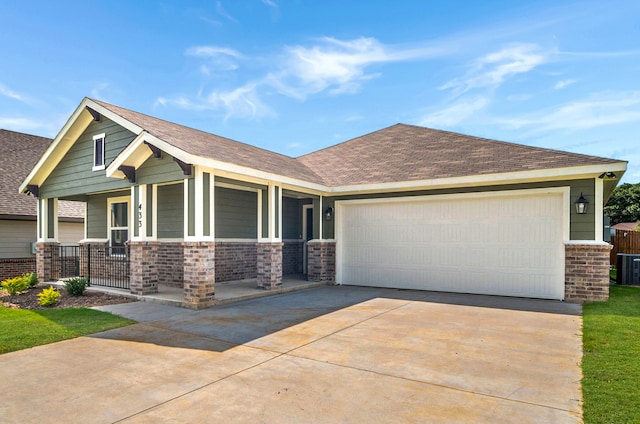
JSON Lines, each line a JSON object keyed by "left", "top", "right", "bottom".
{"left": 0, "top": 283, "right": 137, "bottom": 310}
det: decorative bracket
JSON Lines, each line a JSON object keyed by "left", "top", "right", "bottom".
{"left": 118, "top": 165, "right": 136, "bottom": 183}
{"left": 26, "top": 185, "right": 39, "bottom": 197}
{"left": 86, "top": 106, "right": 100, "bottom": 121}
{"left": 144, "top": 141, "right": 162, "bottom": 158}
{"left": 173, "top": 157, "right": 192, "bottom": 176}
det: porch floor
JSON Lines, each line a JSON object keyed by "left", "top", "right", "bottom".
{"left": 77, "top": 275, "right": 324, "bottom": 308}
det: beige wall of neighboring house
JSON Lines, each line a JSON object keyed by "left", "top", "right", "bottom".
{"left": 0, "top": 220, "right": 84, "bottom": 259}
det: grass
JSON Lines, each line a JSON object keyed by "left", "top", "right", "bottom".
{"left": 582, "top": 285, "right": 640, "bottom": 423}
{"left": 610, "top": 267, "right": 617, "bottom": 281}
{"left": 0, "top": 307, "right": 135, "bottom": 354}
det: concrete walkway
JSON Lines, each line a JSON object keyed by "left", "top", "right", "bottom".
{"left": 0, "top": 286, "right": 583, "bottom": 423}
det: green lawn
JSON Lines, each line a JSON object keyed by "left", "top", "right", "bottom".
{"left": 582, "top": 285, "right": 640, "bottom": 423}
{"left": 0, "top": 307, "right": 135, "bottom": 354}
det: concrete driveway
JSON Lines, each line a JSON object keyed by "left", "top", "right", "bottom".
{"left": 0, "top": 286, "right": 582, "bottom": 423}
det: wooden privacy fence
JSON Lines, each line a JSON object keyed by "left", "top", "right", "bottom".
{"left": 610, "top": 229, "right": 640, "bottom": 265}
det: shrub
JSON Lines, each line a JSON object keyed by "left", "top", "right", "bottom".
{"left": 23, "top": 272, "right": 39, "bottom": 287}
{"left": 2, "top": 276, "right": 31, "bottom": 295}
{"left": 38, "top": 286, "right": 61, "bottom": 307}
{"left": 64, "top": 277, "right": 89, "bottom": 297}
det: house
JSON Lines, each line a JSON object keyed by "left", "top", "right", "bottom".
{"left": 0, "top": 129, "right": 84, "bottom": 280}
{"left": 20, "top": 98, "right": 627, "bottom": 308}
{"left": 612, "top": 222, "right": 639, "bottom": 231}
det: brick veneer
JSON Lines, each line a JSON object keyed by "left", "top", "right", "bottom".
{"left": 215, "top": 242, "right": 257, "bottom": 282}
{"left": 157, "top": 242, "right": 185, "bottom": 287}
{"left": 129, "top": 241, "right": 159, "bottom": 295}
{"left": 0, "top": 258, "right": 36, "bottom": 281}
{"left": 257, "top": 242, "right": 282, "bottom": 289}
{"left": 307, "top": 240, "right": 336, "bottom": 284}
{"left": 283, "top": 240, "right": 304, "bottom": 275}
{"left": 182, "top": 241, "right": 216, "bottom": 309}
{"left": 36, "top": 242, "right": 59, "bottom": 282}
{"left": 565, "top": 242, "right": 612, "bottom": 303}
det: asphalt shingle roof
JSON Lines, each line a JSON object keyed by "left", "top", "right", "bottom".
{"left": 0, "top": 129, "right": 84, "bottom": 218}
{"left": 92, "top": 100, "right": 623, "bottom": 188}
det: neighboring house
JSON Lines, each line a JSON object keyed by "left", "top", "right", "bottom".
{"left": 612, "top": 222, "right": 639, "bottom": 231}
{"left": 20, "top": 98, "right": 627, "bottom": 308}
{"left": 0, "top": 130, "right": 84, "bottom": 280}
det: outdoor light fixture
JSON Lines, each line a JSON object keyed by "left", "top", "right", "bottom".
{"left": 575, "top": 193, "right": 589, "bottom": 214}
{"left": 325, "top": 206, "right": 334, "bottom": 220}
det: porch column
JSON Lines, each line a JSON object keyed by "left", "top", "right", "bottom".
{"left": 257, "top": 183, "right": 283, "bottom": 289}
{"left": 36, "top": 198, "right": 60, "bottom": 282}
{"left": 564, "top": 241, "right": 611, "bottom": 302}
{"left": 129, "top": 241, "right": 159, "bottom": 295}
{"left": 307, "top": 240, "right": 336, "bottom": 284}
{"left": 182, "top": 168, "right": 216, "bottom": 308}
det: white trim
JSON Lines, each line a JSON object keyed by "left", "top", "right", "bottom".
{"left": 319, "top": 195, "right": 323, "bottom": 240}
{"left": 183, "top": 178, "right": 190, "bottom": 241}
{"left": 215, "top": 181, "right": 261, "bottom": 193}
{"left": 195, "top": 167, "right": 204, "bottom": 239}
{"left": 151, "top": 184, "right": 158, "bottom": 240}
{"left": 209, "top": 173, "right": 215, "bottom": 240}
{"left": 105, "top": 132, "right": 152, "bottom": 178}
{"left": 278, "top": 185, "right": 282, "bottom": 240}
{"left": 595, "top": 177, "right": 604, "bottom": 242}
{"left": 215, "top": 238, "right": 259, "bottom": 243}
{"left": 257, "top": 189, "right": 263, "bottom": 241}
{"left": 79, "top": 238, "right": 109, "bottom": 243}
{"left": 564, "top": 240, "right": 611, "bottom": 246}
{"left": 92, "top": 133, "right": 106, "bottom": 171}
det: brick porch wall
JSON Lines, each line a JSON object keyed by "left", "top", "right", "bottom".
{"left": 283, "top": 240, "right": 304, "bottom": 275}
{"left": 0, "top": 258, "right": 36, "bottom": 281}
{"left": 36, "top": 242, "right": 59, "bottom": 282}
{"left": 157, "top": 242, "right": 185, "bottom": 287}
{"left": 215, "top": 242, "right": 257, "bottom": 282}
{"left": 182, "top": 242, "right": 215, "bottom": 309}
{"left": 257, "top": 242, "right": 282, "bottom": 290}
{"left": 565, "top": 242, "right": 612, "bottom": 303}
{"left": 307, "top": 240, "right": 336, "bottom": 284}
{"left": 129, "top": 241, "right": 159, "bottom": 296}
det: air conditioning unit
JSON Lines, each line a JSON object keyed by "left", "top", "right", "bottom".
{"left": 616, "top": 254, "right": 640, "bottom": 285}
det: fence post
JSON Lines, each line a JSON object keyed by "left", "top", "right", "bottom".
{"left": 87, "top": 244, "right": 91, "bottom": 285}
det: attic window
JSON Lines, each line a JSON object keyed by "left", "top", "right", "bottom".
{"left": 93, "top": 133, "right": 106, "bottom": 171}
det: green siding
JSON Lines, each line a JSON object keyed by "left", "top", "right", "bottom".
{"left": 215, "top": 187, "right": 258, "bottom": 238}
{"left": 282, "top": 197, "right": 302, "bottom": 239}
{"left": 187, "top": 178, "right": 195, "bottom": 237}
{"left": 47, "top": 200, "right": 55, "bottom": 239}
{"left": 312, "top": 197, "right": 320, "bottom": 239}
{"left": 40, "top": 118, "right": 135, "bottom": 198}
{"left": 203, "top": 173, "right": 211, "bottom": 237}
{"left": 146, "top": 184, "right": 153, "bottom": 237}
{"left": 275, "top": 186, "right": 280, "bottom": 238}
{"left": 85, "top": 191, "right": 130, "bottom": 239}
{"left": 157, "top": 183, "right": 184, "bottom": 239}
{"left": 137, "top": 154, "right": 186, "bottom": 185}
{"left": 133, "top": 186, "right": 140, "bottom": 238}
{"left": 326, "top": 179, "right": 598, "bottom": 241}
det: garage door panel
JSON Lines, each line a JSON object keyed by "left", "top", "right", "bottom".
{"left": 337, "top": 192, "right": 565, "bottom": 300}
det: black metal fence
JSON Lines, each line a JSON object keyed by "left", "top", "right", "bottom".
{"left": 55, "top": 245, "right": 130, "bottom": 289}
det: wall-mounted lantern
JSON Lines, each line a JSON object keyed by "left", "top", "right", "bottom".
{"left": 575, "top": 193, "right": 589, "bottom": 214}
{"left": 325, "top": 206, "right": 334, "bottom": 220}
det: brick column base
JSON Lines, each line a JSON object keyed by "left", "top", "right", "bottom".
{"left": 257, "top": 242, "right": 283, "bottom": 290}
{"left": 182, "top": 242, "right": 215, "bottom": 309}
{"left": 565, "top": 242, "right": 612, "bottom": 303}
{"left": 307, "top": 240, "right": 336, "bottom": 284}
{"left": 129, "top": 241, "right": 159, "bottom": 296}
{"left": 36, "top": 242, "right": 60, "bottom": 282}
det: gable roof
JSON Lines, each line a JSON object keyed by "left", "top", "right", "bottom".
{"left": 299, "top": 123, "right": 624, "bottom": 187}
{"left": 0, "top": 129, "right": 83, "bottom": 219}
{"left": 91, "top": 99, "right": 326, "bottom": 185}
{"left": 20, "top": 98, "right": 627, "bottom": 197}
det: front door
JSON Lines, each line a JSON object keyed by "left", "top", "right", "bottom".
{"left": 302, "top": 205, "right": 313, "bottom": 274}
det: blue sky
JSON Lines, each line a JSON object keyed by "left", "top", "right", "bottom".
{"left": 2, "top": 0, "right": 639, "bottom": 182}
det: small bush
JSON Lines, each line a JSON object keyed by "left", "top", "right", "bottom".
{"left": 2, "top": 276, "right": 31, "bottom": 295}
{"left": 64, "top": 277, "right": 89, "bottom": 297}
{"left": 23, "top": 272, "right": 39, "bottom": 287}
{"left": 38, "top": 286, "right": 61, "bottom": 307}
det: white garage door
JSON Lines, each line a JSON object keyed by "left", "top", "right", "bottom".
{"left": 336, "top": 189, "right": 567, "bottom": 300}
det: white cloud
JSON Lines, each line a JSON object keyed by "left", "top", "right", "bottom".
{"left": 497, "top": 91, "right": 640, "bottom": 132}
{"left": 419, "top": 97, "right": 490, "bottom": 127}
{"left": 186, "top": 46, "right": 242, "bottom": 59}
{"left": 216, "top": 1, "right": 237, "bottom": 23}
{"left": 554, "top": 79, "right": 576, "bottom": 89}
{"left": 156, "top": 83, "right": 274, "bottom": 121}
{"left": 262, "top": 0, "right": 278, "bottom": 8}
{"left": 0, "top": 116, "right": 48, "bottom": 131}
{"left": 441, "top": 43, "right": 549, "bottom": 95}
{"left": 186, "top": 45, "right": 242, "bottom": 73}
{"left": 0, "top": 83, "right": 26, "bottom": 102}
{"left": 270, "top": 37, "right": 440, "bottom": 99}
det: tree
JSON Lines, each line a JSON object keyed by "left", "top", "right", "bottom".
{"left": 604, "top": 182, "right": 640, "bottom": 225}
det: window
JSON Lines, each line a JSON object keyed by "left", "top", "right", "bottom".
{"left": 107, "top": 197, "right": 129, "bottom": 250}
{"left": 93, "top": 133, "right": 106, "bottom": 170}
